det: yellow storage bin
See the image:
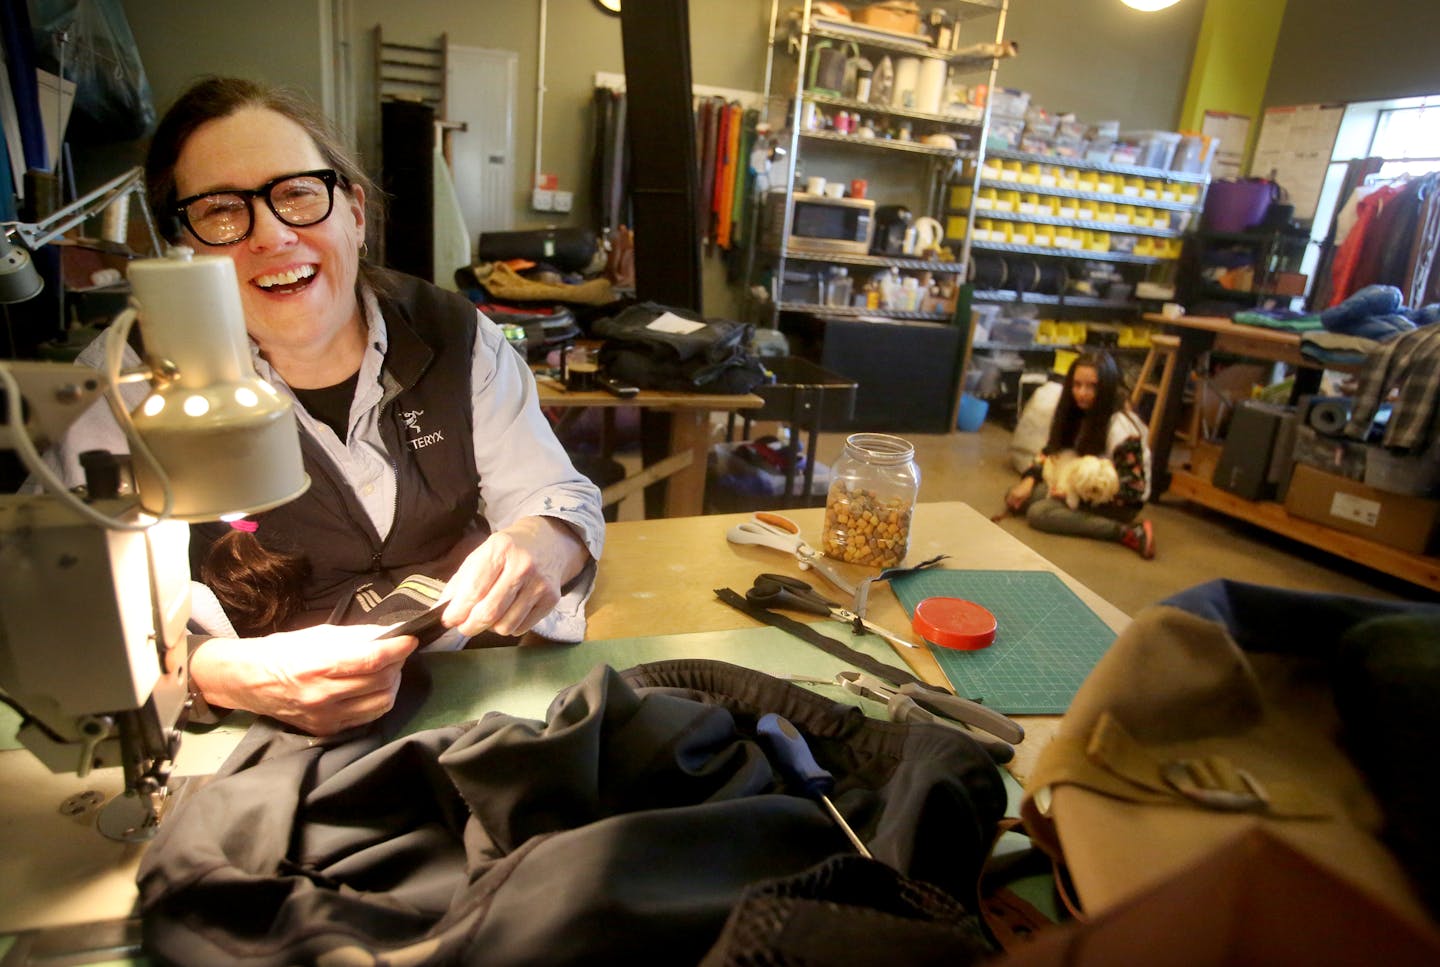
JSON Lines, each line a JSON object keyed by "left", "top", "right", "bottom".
{"left": 946, "top": 214, "right": 969, "bottom": 239}
{"left": 949, "top": 184, "right": 974, "bottom": 209}
{"left": 1001, "top": 160, "right": 1023, "bottom": 182}
{"left": 1020, "top": 192, "right": 1041, "bottom": 214}
{"left": 1035, "top": 320, "right": 1058, "bottom": 345}
{"left": 976, "top": 187, "right": 998, "bottom": 210}
{"left": 1115, "top": 204, "right": 1135, "bottom": 225}
{"left": 1087, "top": 231, "right": 1111, "bottom": 253}
{"left": 1133, "top": 207, "right": 1154, "bottom": 227}
{"left": 1021, "top": 163, "right": 1042, "bottom": 185}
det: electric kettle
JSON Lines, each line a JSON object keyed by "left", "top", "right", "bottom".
{"left": 912, "top": 217, "right": 944, "bottom": 253}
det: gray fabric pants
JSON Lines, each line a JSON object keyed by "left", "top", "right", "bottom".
{"left": 1024, "top": 482, "right": 1138, "bottom": 542}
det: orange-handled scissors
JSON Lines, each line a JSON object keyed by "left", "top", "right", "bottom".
{"left": 725, "top": 512, "right": 856, "bottom": 597}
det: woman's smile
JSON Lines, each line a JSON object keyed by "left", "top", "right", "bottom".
{"left": 253, "top": 263, "right": 319, "bottom": 294}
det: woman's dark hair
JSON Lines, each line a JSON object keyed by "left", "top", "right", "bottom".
{"left": 146, "top": 77, "right": 369, "bottom": 635}
{"left": 1047, "top": 351, "right": 1126, "bottom": 456}
{"left": 200, "top": 528, "right": 311, "bottom": 637}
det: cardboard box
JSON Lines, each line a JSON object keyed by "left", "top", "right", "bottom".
{"left": 1284, "top": 464, "right": 1440, "bottom": 554}
{"left": 853, "top": 2, "right": 921, "bottom": 33}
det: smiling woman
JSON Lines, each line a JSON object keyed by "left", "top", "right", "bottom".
{"left": 36, "top": 77, "right": 608, "bottom": 737}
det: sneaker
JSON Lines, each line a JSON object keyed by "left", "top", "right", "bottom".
{"left": 1121, "top": 520, "right": 1156, "bottom": 559}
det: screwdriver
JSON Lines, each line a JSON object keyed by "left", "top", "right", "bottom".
{"left": 756, "top": 712, "right": 873, "bottom": 859}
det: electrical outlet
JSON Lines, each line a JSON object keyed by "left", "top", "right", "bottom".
{"left": 553, "top": 190, "right": 573, "bottom": 213}
{"left": 531, "top": 188, "right": 555, "bottom": 211}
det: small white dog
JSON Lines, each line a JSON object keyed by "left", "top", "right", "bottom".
{"left": 1042, "top": 450, "right": 1121, "bottom": 509}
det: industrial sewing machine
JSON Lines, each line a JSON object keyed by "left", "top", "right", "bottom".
{"left": 0, "top": 241, "right": 308, "bottom": 843}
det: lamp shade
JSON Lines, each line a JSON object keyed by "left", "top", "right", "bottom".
{"left": 1120, "top": 0, "right": 1182, "bottom": 10}
{"left": 126, "top": 250, "right": 309, "bottom": 521}
{"left": 0, "top": 233, "right": 43, "bottom": 303}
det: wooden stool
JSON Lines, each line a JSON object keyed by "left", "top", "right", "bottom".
{"left": 1129, "top": 333, "right": 1188, "bottom": 447}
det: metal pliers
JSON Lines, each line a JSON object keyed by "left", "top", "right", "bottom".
{"left": 789, "top": 670, "right": 1025, "bottom": 763}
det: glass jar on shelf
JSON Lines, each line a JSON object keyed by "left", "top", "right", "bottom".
{"left": 821, "top": 433, "right": 920, "bottom": 569}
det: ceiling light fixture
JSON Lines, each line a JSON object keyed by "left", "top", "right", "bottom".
{"left": 1121, "top": 0, "right": 1182, "bottom": 11}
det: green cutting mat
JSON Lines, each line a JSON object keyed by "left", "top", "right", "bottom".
{"left": 890, "top": 570, "right": 1117, "bottom": 714}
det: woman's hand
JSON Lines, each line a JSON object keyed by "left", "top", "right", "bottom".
{"left": 1006, "top": 476, "right": 1037, "bottom": 510}
{"left": 189, "top": 626, "right": 420, "bottom": 735}
{"left": 441, "top": 516, "right": 589, "bottom": 638}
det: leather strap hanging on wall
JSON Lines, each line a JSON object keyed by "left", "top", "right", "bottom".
{"left": 621, "top": 0, "right": 702, "bottom": 311}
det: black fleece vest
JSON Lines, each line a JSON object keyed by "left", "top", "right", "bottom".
{"left": 190, "top": 270, "right": 482, "bottom": 630}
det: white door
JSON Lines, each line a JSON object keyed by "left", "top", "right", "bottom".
{"left": 446, "top": 44, "right": 517, "bottom": 250}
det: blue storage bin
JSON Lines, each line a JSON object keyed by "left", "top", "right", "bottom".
{"left": 957, "top": 393, "right": 989, "bottom": 432}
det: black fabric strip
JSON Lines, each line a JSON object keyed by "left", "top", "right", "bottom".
{"left": 713, "top": 588, "right": 941, "bottom": 693}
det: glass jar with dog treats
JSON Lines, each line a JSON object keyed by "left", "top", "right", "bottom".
{"left": 822, "top": 433, "right": 919, "bottom": 569}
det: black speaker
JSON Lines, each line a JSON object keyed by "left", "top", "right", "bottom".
{"left": 814, "top": 319, "right": 963, "bottom": 433}
{"left": 1215, "top": 400, "right": 1293, "bottom": 501}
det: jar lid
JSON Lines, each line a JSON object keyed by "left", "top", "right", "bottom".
{"left": 912, "top": 596, "right": 997, "bottom": 651}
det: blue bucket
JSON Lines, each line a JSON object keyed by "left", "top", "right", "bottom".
{"left": 957, "top": 393, "right": 989, "bottom": 432}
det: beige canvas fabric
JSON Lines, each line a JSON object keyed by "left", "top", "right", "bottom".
{"left": 1019, "top": 604, "right": 1434, "bottom": 933}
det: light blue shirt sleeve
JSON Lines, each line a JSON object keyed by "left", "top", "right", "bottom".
{"left": 464, "top": 307, "right": 605, "bottom": 641}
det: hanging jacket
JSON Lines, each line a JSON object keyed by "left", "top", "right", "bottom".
{"left": 136, "top": 660, "right": 1006, "bottom": 966}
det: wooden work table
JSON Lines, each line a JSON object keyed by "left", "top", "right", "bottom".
{"left": 1141, "top": 313, "right": 1440, "bottom": 591}
{"left": 0, "top": 501, "right": 1127, "bottom": 939}
{"left": 1142, "top": 312, "right": 1358, "bottom": 496}
{"left": 536, "top": 369, "right": 762, "bottom": 518}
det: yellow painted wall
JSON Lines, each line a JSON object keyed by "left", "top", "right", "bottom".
{"left": 1179, "top": 0, "right": 1288, "bottom": 168}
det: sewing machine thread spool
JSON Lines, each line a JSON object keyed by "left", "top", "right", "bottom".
{"left": 101, "top": 193, "right": 130, "bottom": 245}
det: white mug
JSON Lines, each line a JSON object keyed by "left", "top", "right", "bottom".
{"left": 824, "top": 183, "right": 846, "bottom": 199}
{"left": 1161, "top": 302, "right": 1186, "bottom": 319}
{"left": 805, "top": 176, "right": 827, "bottom": 196}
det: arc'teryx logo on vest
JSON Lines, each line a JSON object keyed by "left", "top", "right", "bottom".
{"left": 400, "top": 408, "right": 445, "bottom": 451}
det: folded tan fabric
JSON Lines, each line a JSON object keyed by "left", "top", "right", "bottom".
{"left": 480, "top": 261, "right": 615, "bottom": 306}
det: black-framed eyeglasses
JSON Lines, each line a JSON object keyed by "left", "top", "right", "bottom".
{"left": 174, "top": 169, "right": 341, "bottom": 246}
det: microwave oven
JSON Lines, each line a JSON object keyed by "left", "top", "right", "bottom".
{"left": 763, "top": 192, "right": 875, "bottom": 257}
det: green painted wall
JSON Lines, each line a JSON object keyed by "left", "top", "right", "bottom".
{"left": 998, "top": 0, "right": 1205, "bottom": 131}
{"left": 1178, "top": 0, "right": 1287, "bottom": 167}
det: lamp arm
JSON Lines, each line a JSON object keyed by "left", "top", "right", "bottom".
{"left": 4, "top": 166, "right": 164, "bottom": 256}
